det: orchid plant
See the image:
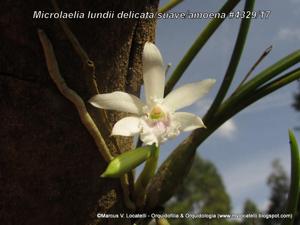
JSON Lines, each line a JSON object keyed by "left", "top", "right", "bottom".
{"left": 39, "top": 0, "right": 300, "bottom": 224}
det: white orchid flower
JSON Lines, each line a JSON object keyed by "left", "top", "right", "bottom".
{"left": 89, "top": 42, "right": 216, "bottom": 146}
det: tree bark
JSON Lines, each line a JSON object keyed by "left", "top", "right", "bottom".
{"left": 0, "top": 1, "right": 158, "bottom": 225}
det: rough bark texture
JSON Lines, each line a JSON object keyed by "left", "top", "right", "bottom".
{"left": 0, "top": 1, "right": 158, "bottom": 225}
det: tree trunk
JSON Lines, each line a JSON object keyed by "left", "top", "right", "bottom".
{"left": 0, "top": 1, "right": 158, "bottom": 225}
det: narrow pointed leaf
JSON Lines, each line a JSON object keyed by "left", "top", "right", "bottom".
{"left": 206, "top": 0, "right": 255, "bottom": 118}
{"left": 282, "top": 130, "right": 300, "bottom": 225}
{"left": 159, "top": 0, "right": 183, "bottom": 13}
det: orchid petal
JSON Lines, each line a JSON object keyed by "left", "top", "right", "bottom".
{"left": 111, "top": 117, "right": 141, "bottom": 136}
{"left": 174, "top": 112, "right": 206, "bottom": 131}
{"left": 143, "top": 42, "right": 165, "bottom": 104}
{"left": 89, "top": 91, "right": 145, "bottom": 115}
{"left": 140, "top": 132, "right": 159, "bottom": 147}
{"left": 163, "top": 79, "right": 216, "bottom": 111}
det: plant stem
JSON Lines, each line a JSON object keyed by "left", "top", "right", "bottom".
{"left": 134, "top": 145, "right": 160, "bottom": 208}
{"left": 206, "top": 0, "right": 255, "bottom": 118}
{"left": 164, "top": 0, "right": 241, "bottom": 95}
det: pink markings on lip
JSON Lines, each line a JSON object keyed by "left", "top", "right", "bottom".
{"left": 155, "top": 121, "right": 167, "bottom": 132}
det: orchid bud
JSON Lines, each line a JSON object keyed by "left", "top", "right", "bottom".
{"left": 101, "top": 146, "right": 153, "bottom": 178}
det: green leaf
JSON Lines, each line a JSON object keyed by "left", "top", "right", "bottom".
{"left": 159, "top": 0, "right": 183, "bottom": 14}
{"left": 282, "top": 130, "right": 300, "bottom": 225}
{"left": 101, "top": 146, "right": 153, "bottom": 178}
